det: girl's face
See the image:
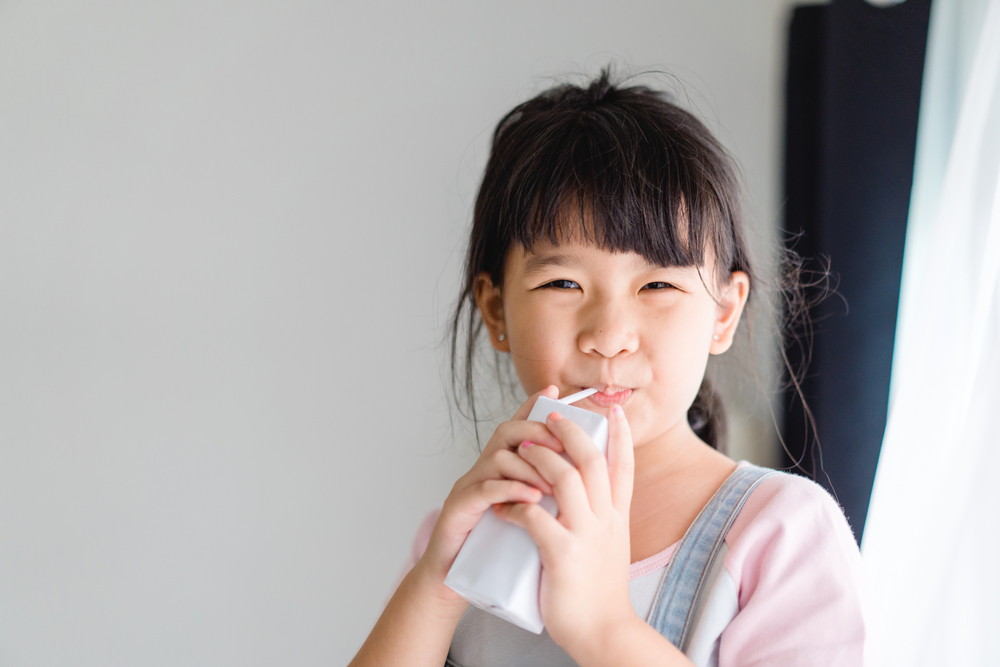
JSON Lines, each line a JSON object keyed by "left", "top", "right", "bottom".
{"left": 476, "top": 235, "right": 749, "bottom": 450}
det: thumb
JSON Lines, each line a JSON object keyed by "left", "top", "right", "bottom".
{"left": 607, "top": 405, "right": 635, "bottom": 514}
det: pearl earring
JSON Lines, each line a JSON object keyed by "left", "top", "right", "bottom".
{"left": 713, "top": 334, "right": 720, "bottom": 341}
{"left": 498, "top": 333, "right": 506, "bottom": 341}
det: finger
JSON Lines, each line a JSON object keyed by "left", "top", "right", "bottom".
{"left": 607, "top": 406, "right": 635, "bottom": 514}
{"left": 510, "top": 385, "right": 560, "bottom": 421}
{"left": 494, "top": 448, "right": 554, "bottom": 495}
{"left": 452, "top": 479, "right": 543, "bottom": 525}
{"left": 484, "top": 420, "right": 563, "bottom": 455}
{"left": 436, "top": 480, "right": 544, "bottom": 556}
{"left": 518, "top": 441, "right": 592, "bottom": 526}
{"left": 544, "top": 412, "right": 612, "bottom": 512}
{"left": 494, "top": 499, "right": 568, "bottom": 563}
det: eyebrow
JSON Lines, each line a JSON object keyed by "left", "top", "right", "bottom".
{"left": 521, "top": 253, "right": 579, "bottom": 275}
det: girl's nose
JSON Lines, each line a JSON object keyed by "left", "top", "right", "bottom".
{"left": 578, "top": 303, "right": 639, "bottom": 358}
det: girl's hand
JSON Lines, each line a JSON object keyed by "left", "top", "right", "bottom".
{"left": 494, "top": 404, "right": 637, "bottom": 658}
{"left": 411, "top": 385, "right": 563, "bottom": 607}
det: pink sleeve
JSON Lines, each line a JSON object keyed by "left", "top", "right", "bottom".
{"left": 719, "top": 473, "right": 871, "bottom": 666}
{"left": 388, "top": 508, "right": 441, "bottom": 599}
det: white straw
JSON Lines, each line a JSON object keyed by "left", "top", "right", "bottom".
{"left": 559, "top": 387, "right": 599, "bottom": 405}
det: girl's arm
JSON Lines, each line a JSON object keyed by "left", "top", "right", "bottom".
{"left": 570, "top": 616, "right": 694, "bottom": 667}
{"left": 496, "top": 407, "right": 695, "bottom": 667}
{"left": 349, "top": 387, "right": 563, "bottom": 666}
{"left": 348, "top": 557, "right": 465, "bottom": 667}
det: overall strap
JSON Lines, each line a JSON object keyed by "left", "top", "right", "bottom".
{"left": 647, "top": 464, "right": 776, "bottom": 649}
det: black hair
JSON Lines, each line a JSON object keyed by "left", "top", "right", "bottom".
{"left": 449, "top": 68, "right": 795, "bottom": 452}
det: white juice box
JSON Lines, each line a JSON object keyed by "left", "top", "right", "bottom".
{"left": 443, "top": 393, "right": 609, "bottom": 634}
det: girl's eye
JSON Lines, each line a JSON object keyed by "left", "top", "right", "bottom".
{"left": 641, "top": 281, "right": 675, "bottom": 290}
{"left": 543, "top": 279, "right": 581, "bottom": 290}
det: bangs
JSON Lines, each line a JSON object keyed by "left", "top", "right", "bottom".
{"left": 475, "top": 81, "right": 739, "bottom": 284}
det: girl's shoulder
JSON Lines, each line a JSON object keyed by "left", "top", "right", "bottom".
{"left": 725, "top": 463, "right": 860, "bottom": 567}
{"left": 718, "top": 463, "right": 870, "bottom": 664}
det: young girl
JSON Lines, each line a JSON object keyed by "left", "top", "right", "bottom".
{"left": 350, "top": 71, "right": 868, "bottom": 667}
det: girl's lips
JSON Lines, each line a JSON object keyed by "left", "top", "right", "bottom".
{"left": 584, "top": 388, "right": 633, "bottom": 408}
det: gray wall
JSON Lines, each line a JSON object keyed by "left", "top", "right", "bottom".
{"left": 0, "top": 1, "right": 795, "bottom": 664}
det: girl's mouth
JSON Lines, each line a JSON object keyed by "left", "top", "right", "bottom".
{"left": 583, "top": 386, "right": 633, "bottom": 408}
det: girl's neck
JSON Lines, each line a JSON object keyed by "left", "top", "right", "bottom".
{"left": 632, "top": 421, "right": 723, "bottom": 488}
{"left": 627, "top": 420, "right": 738, "bottom": 562}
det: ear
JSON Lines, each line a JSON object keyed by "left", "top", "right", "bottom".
{"left": 710, "top": 271, "right": 750, "bottom": 355}
{"left": 473, "top": 272, "right": 509, "bottom": 352}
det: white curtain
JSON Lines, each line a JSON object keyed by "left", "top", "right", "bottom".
{"left": 861, "top": 0, "right": 1000, "bottom": 664}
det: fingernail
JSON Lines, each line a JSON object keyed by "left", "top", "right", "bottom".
{"left": 520, "top": 440, "right": 533, "bottom": 449}
{"left": 613, "top": 406, "right": 624, "bottom": 417}
{"left": 547, "top": 412, "right": 563, "bottom": 422}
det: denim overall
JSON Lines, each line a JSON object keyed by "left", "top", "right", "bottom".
{"left": 446, "top": 464, "right": 775, "bottom": 667}
{"left": 647, "top": 464, "right": 775, "bottom": 662}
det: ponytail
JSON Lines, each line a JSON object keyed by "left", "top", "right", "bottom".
{"left": 688, "top": 377, "right": 727, "bottom": 453}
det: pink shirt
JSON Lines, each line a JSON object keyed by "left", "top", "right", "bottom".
{"left": 399, "top": 465, "right": 870, "bottom": 666}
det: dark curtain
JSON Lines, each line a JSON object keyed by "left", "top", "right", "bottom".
{"left": 781, "top": 0, "right": 932, "bottom": 542}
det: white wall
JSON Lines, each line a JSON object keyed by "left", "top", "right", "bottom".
{"left": 0, "top": 1, "right": 796, "bottom": 664}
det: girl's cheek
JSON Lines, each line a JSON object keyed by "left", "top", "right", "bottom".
{"left": 509, "top": 311, "right": 573, "bottom": 374}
